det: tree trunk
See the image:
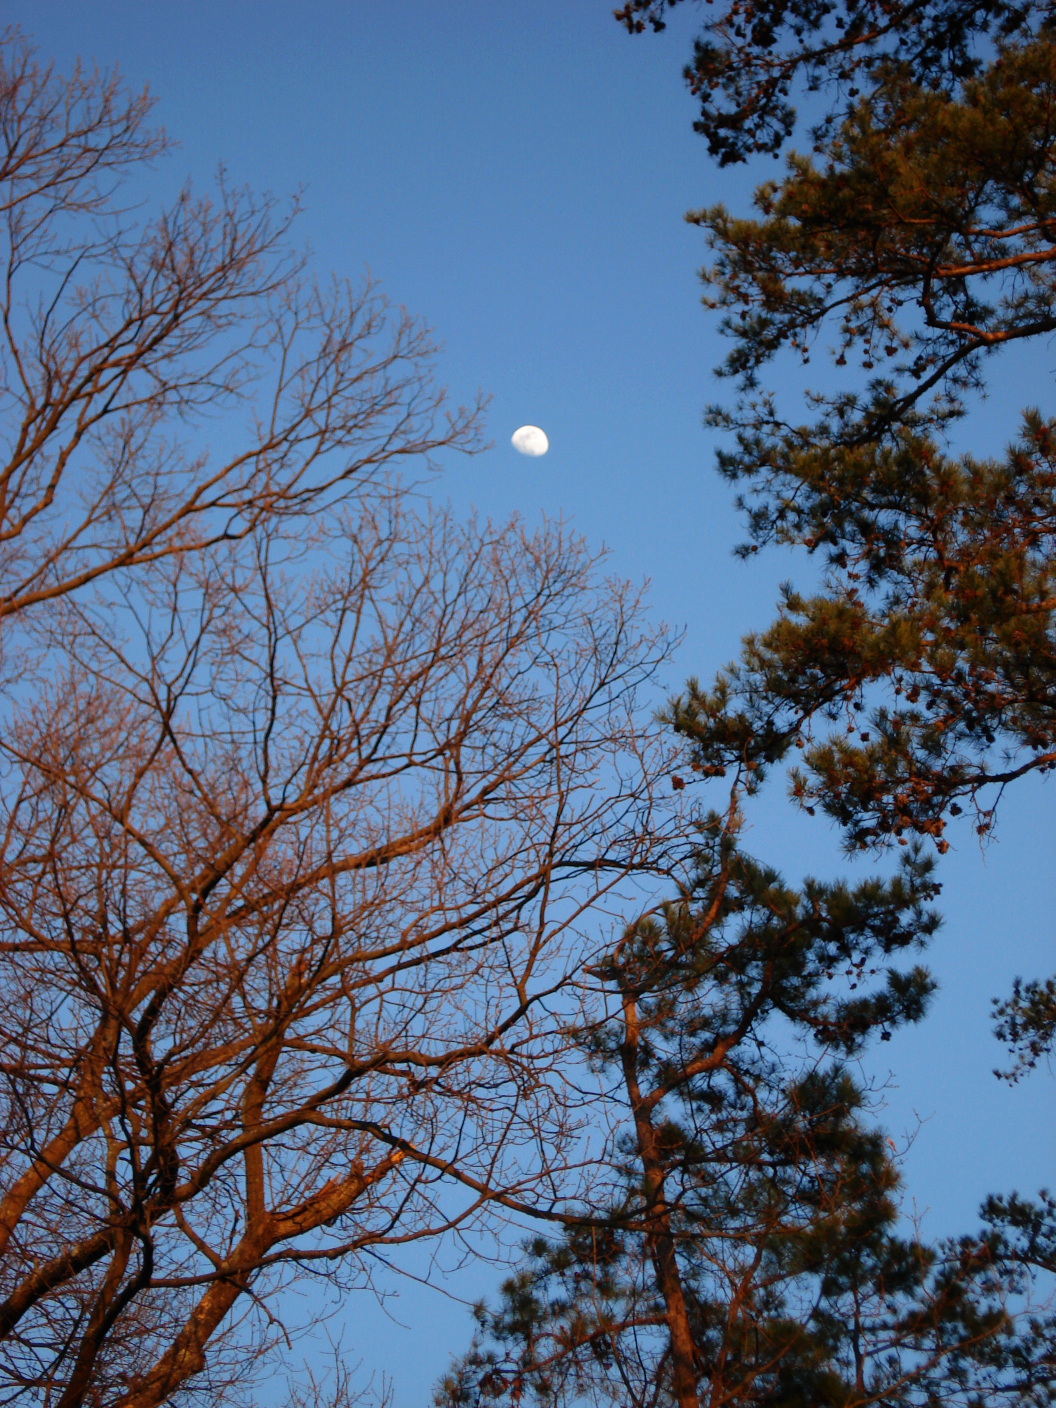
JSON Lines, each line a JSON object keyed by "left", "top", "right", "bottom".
{"left": 618, "top": 987, "right": 700, "bottom": 1408}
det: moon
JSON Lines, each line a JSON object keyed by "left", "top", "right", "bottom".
{"left": 511, "top": 425, "right": 549, "bottom": 457}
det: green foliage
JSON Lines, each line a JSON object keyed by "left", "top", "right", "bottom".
{"left": 696, "top": 39, "right": 1056, "bottom": 440}
{"left": 994, "top": 977, "right": 1056, "bottom": 1079}
{"left": 615, "top": 0, "right": 1041, "bottom": 164}
{"left": 436, "top": 817, "right": 1051, "bottom": 1408}
{"left": 595, "top": 6, "right": 1056, "bottom": 1404}
{"left": 984, "top": 1191, "right": 1056, "bottom": 1275}
{"left": 669, "top": 412, "right": 1056, "bottom": 846}
{"left": 585, "top": 817, "right": 941, "bottom": 1055}
{"left": 663, "top": 28, "right": 1056, "bottom": 845}
{"left": 653, "top": 12, "right": 1056, "bottom": 1403}
{"left": 664, "top": 24, "right": 1056, "bottom": 1095}
{"left": 446, "top": 12, "right": 1056, "bottom": 1407}
{"left": 435, "top": 820, "right": 973, "bottom": 1408}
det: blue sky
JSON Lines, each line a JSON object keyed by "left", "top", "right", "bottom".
{"left": 11, "top": 4, "right": 1054, "bottom": 1402}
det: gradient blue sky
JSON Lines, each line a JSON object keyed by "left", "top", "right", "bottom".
{"left": 10, "top": 4, "right": 1054, "bottom": 1402}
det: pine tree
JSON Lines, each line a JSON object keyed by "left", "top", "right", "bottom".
{"left": 436, "top": 12, "right": 1056, "bottom": 1404}
{"left": 614, "top": 0, "right": 1042, "bottom": 164}
{"left": 644, "top": 8, "right": 1056, "bottom": 1075}
{"left": 436, "top": 810, "right": 1054, "bottom": 1408}
{"left": 439, "top": 8, "right": 1056, "bottom": 1405}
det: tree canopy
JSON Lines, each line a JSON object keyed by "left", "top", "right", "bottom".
{"left": 0, "top": 36, "right": 679, "bottom": 1408}
{"left": 2, "top": 13, "right": 1054, "bottom": 1407}
{"left": 433, "top": 6, "right": 1056, "bottom": 1406}
{"left": 437, "top": 812, "right": 1054, "bottom": 1408}
{"left": 646, "top": 5, "right": 1056, "bottom": 1077}
{"left": 615, "top": 0, "right": 1044, "bottom": 163}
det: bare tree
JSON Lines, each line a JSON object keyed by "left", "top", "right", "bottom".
{"left": 0, "top": 480, "right": 674, "bottom": 1408}
{"left": 0, "top": 34, "right": 679, "bottom": 1408}
{"left": 0, "top": 31, "right": 482, "bottom": 627}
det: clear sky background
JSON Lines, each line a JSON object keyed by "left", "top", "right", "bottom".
{"left": 9, "top": 4, "right": 1054, "bottom": 1403}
